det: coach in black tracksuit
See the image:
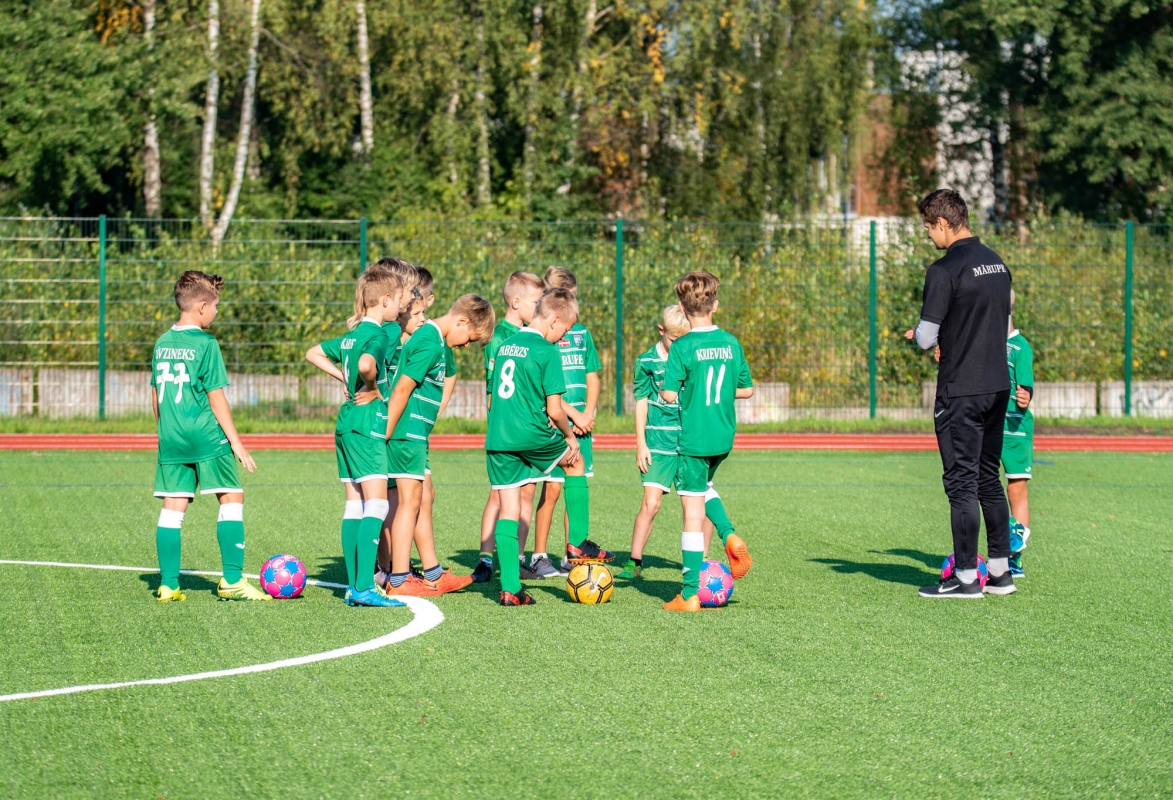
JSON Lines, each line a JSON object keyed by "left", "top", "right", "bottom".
{"left": 907, "top": 189, "right": 1017, "bottom": 598}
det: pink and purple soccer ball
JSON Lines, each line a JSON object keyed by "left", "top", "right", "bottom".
{"left": 259, "top": 554, "right": 307, "bottom": 599}
{"left": 941, "top": 553, "right": 989, "bottom": 588}
{"left": 698, "top": 560, "right": 734, "bottom": 608}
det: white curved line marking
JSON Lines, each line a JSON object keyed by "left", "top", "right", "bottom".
{"left": 0, "top": 559, "right": 444, "bottom": 703}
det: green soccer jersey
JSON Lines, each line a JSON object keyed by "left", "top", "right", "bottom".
{"left": 485, "top": 328, "right": 566, "bottom": 451}
{"left": 662, "top": 325, "right": 753, "bottom": 457}
{"left": 151, "top": 325, "right": 233, "bottom": 465}
{"left": 484, "top": 319, "right": 521, "bottom": 395}
{"left": 320, "top": 318, "right": 391, "bottom": 439}
{"left": 443, "top": 344, "right": 457, "bottom": 380}
{"left": 383, "top": 320, "right": 403, "bottom": 384}
{"left": 391, "top": 320, "right": 446, "bottom": 442}
{"left": 1006, "top": 329, "right": 1035, "bottom": 423}
{"left": 633, "top": 341, "right": 681, "bottom": 455}
{"left": 555, "top": 323, "right": 601, "bottom": 412}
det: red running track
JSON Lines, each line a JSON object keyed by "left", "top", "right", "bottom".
{"left": 3, "top": 433, "right": 1172, "bottom": 452}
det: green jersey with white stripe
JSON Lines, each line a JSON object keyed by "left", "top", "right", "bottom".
{"left": 320, "top": 318, "right": 391, "bottom": 439}
{"left": 151, "top": 325, "right": 233, "bottom": 464}
{"left": 485, "top": 319, "right": 521, "bottom": 395}
{"left": 390, "top": 320, "right": 446, "bottom": 442}
{"left": 555, "top": 322, "right": 601, "bottom": 412}
{"left": 1006, "top": 330, "right": 1035, "bottom": 424}
{"left": 633, "top": 341, "right": 680, "bottom": 455}
{"left": 486, "top": 328, "right": 566, "bottom": 451}
{"left": 383, "top": 320, "right": 403, "bottom": 383}
{"left": 662, "top": 325, "right": 752, "bottom": 457}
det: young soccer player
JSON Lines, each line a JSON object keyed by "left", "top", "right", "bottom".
{"left": 659, "top": 271, "right": 754, "bottom": 612}
{"left": 1003, "top": 289, "right": 1034, "bottom": 577}
{"left": 150, "top": 270, "right": 267, "bottom": 602}
{"left": 382, "top": 294, "right": 496, "bottom": 596}
{"left": 305, "top": 267, "right": 404, "bottom": 608}
{"left": 617, "top": 305, "right": 725, "bottom": 579}
{"left": 473, "top": 271, "right": 546, "bottom": 583}
{"left": 486, "top": 288, "right": 614, "bottom": 606}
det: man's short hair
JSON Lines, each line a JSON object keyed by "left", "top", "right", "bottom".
{"left": 174, "top": 270, "right": 224, "bottom": 310}
{"left": 535, "top": 287, "right": 579, "bottom": 322}
{"left": 449, "top": 294, "right": 496, "bottom": 340}
{"left": 661, "top": 304, "right": 691, "bottom": 336}
{"left": 503, "top": 270, "right": 545, "bottom": 304}
{"left": 543, "top": 266, "right": 577, "bottom": 291}
{"left": 917, "top": 189, "right": 970, "bottom": 231}
{"left": 415, "top": 266, "right": 434, "bottom": 296}
{"left": 674, "top": 270, "right": 720, "bottom": 316}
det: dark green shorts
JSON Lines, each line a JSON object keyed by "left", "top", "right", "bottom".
{"left": 335, "top": 431, "right": 388, "bottom": 484}
{"left": 387, "top": 439, "right": 429, "bottom": 481}
{"left": 154, "top": 453, "right": 241, "bottom": 498}
{"left": 486, "top": 439, "right": 570, "bottom": 490}
{"left": 676, "top": 452, "right": 729, "bottom": 495}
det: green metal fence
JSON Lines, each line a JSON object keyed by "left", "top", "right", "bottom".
{"left": 2, "top": 217, "right": 1170, "bottom": 421}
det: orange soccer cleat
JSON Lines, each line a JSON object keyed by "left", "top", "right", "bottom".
{"left": 381, "top": 575, "right": 435, "bottom": 597}
{"left": 724, "top": 534, "right": 753, "bottom": 580}
{"left": 419, "top": 570, "right": 474, "bottom": 596}
{"left": 662, "top": 593, "right": 702, "bottom": 612}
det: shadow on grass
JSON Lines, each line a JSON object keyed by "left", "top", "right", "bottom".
{"left": 808, "top": 554, "right": 937, "bottom": 587}
{"left": 310, "top": 557, "right": 349, "bottom": 598}
{"left": 137, "top": 571, "right": 220, "bottom": 595}
{"left": 874, "top": 548, "right": 943, "bottom": 570}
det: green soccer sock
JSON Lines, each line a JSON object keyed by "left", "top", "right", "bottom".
{"left": 705, "top": 491, "right": 735, "bottom": 545}
{"left": 356, "top": 499, "right": 389, "bottom": 591}
{"left": 155, "top": 508, "right": 184, "bottom": 591}
{"left": 341, "top": 500, "right": 363, "bottom": 590}
{"left": 681, "top": 531, "right": 705, "bottom": 600}
{"left": 564, "top": 475, "right": 590, "bottom": 548}
{"left": 494, "top": 520, "right": 521, "bottom": 594}
{"left": 216, "top": 503, "right": 246, "bottom": 584}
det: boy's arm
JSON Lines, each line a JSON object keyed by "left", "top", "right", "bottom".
{"left": 306, "top": 344, "right": 345, "bottom": 384}
{"left": 151, "top": 387, "right": 159, "bottom": 423}
{"left": 546, "top": 393, "right": 581, "bottom": 464}
{"left": 439, "top": 374, "right": 457, "bottom": 417}
{"left": 384, "top": 374, "right": 418, "bottom": 438}
{"left": 584, "top": 371, "right": 600, "bottom": 430}
{"left": 634, "top": 397, "right": 651, "bottom": 473}
{"left": 734, "top": 342, "right": 754, "bottom": 399}
{"left": 207, "top": 388, "right": 256, "bottom": 473}
{"left": 1016, "top": 342, "right": 1034, "bottom": 409}
{"left": 561, "top": 397, "right": 590, "bottom": 434}
{"left": 660, "top": 345, "right": 684, "bottom": 404}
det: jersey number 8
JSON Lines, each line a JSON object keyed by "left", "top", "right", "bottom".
{"left": 497, "top": 359, "right": 516, "bottom": 399}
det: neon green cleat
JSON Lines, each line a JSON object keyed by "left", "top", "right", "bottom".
{"left": 156, "top": 585, "right": 186, "bottom": 602}
{"left": 616, "top": 559, "right": 642, "bottom": 579}
{"left": 217, "top": 578, "right": 272, "bottom": 601}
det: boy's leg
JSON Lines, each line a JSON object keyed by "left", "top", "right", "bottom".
{"left": 414, "top": 474, "right": 439, "bottom": 576}
{"left": 476, "top": 488, "right": 500, "bottom": 580}
{"left": 676, "top": 494, "right": 708, "bottom": 604}
{"left": 534, "top": 479, "right": 561, "bottom": 556}
{"left": 377, "top": 485, "right": 400, "bottom": 575}
{"left": 1007, "top": 479, "right": 1030, "bottom": 527}
{"left": 341, "top": 482, "right": 363, "bottom": 591}
{"left": 703, "top": 483, "right": 736, "bottom": 546}
{"left": 387, "top": 478, "right": 423, "bottom": 586}
{"left": 495, "top": 487, "right": 523, "bottom": 595}
{"left": 561, "top": 449, "right": 614, "bottom": 563}
{"left": 519, "top": 480, "right": 536, "bottom": 556}
{"left": 156, "top": 497, "right": 188, "bottom": 593}
{"left": 356, "top": 478, "right": 389, "bottom": 591}
{"left": 621, "top": 486, "right": 663, "bottom": 578}
{"left": 215, "top": 492, "right": 246, "bottom": 584}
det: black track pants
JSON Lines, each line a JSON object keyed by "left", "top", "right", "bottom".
{"left": 933, "top": 390, "right": 1012, "bottom": 569}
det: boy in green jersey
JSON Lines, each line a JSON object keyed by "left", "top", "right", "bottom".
{"left": 617, "top": 306, "right": 726, "bottom": 579}
{"left": 305, "top": 266, "right": 405, "bottom": 608}
{"left": 1003, "top": 289, "right": 1034, "bottom": 576}
{"left": 660, "top": 271, "right": 755, "bottom": 612}
{"left": 150, "top": 271, "right": 267, "bottom": 602}
{"left": 381, "top": 294, "right": 495, "bottom": 596}
{"left": 486, "top": 288, "right": 615, "bottom": 606}
{"left": 474, "top": 271, "right": 546, "bottom": 583}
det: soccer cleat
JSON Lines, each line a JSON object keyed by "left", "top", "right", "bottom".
{"left": 518, "top": 559, "right": 541, "bottom": 580}
{"left": 500, "top": 588, "right": 537, "bottom": 606}
{"left": 216, "top": 578, "right": 272, "bottom": 601}
{"left": 662, "top": 593, "right": 702, "bottom": 612}
{"left": 410, "top": 563, "right": 425, "bottom": 579}
{"left": 1008, "top": 552, "right": 1025, "bottom": 578}
{"left": 566, "top": 539, "right": 616, "bottom": 565}
{"left": 420, "top": 570, "right": 474, "bottom": 596}
{"left": 346, "top": 586, "right": 406, "bottom": 607}
{"left": 381, "top": 575, "right": 434, "bottom": 597}
{"left": 530, "top": 554, "right": 562, "bottom": 579}
{"left": 724, "top": 534, "right": 753, "bottom": 580}
{"left": 918, "top": 575, "right": 983, "bottom": 599}
{"left": 616, "top": 559, "right": 642, "bottom": 579}
{"left": 471, "top": 559, "right": 493, "bottom": 583}
{"left": 983, "top": 570, "right": 1017, "bottom": 595}
{"left": 156, "top": 585, "right": 186, "bottom": 602}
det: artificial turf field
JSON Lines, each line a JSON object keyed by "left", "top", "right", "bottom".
{"left": 0, "top": 448, "right": 1170, "bottom": 799}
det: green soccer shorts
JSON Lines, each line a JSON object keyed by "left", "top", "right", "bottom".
{"left": 335, "top": 431, "right": 389, "bottom": 484}
{"left": 1002, "top": 412, "right": 1034, "bottom": 480}
{"left": 387, "top": 439, "right": 429, "bottom": 481}
{"left": 547, "top": 433, "right": 593, "bottom": 482}
{"left": 486, "top": 439, "right": 570, "bottom": 490}
{"left": 641, "top": 451, "right": 679, "bottom": 493}
{"left": 675, "top": 452, "right": 729, "bottom": 496}
{"left": 154, "top": 453, "right": 241, "bottom": 498}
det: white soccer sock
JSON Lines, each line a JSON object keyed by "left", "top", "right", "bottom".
{"left": 363, "top": 499, "right": 390, "bottom": 520}
{"left": 343, "top": 500, "right": 363, "bottom": 520}
{"left": 217, "top": 503, "right": 244, "bottom": 522}
{"left": 158, "top": 508, "right": 185, "bottom": 529}
{"left": 987, "top": 557, "right": 1009, "bottom": 577}
{"left": 956, "top": 568, "right": 978, "bottom": 584}
{"left": 532, "top": 552, "right": 547, "bottom": 564}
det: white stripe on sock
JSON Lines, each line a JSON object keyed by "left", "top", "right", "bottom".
{"left": 158, "top": 508, "right": 185, "bottom": 529}
{"left": 217, "top": 503, "right": 244, "bottom": 523}
{"left": 343, "top": 500, "right": 364, "bottom": 520}
{"left": 681, "top": 530, "right": 704, "bottom": 552}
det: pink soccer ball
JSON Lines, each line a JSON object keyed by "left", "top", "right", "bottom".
{"left": 259, "top": 554, "right": 307, "bottom": 599}
{"left": 697, "top": 560, "right": 735, "bottom": 608}
{"left": 941, "top": 553, "right": 989, "bottom": 588}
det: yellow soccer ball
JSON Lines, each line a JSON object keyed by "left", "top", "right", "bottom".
{"left": 565, "top": 563, "right": 614, "bottom": 604}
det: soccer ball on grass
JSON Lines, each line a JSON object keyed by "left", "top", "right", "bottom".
{"left": 565, "top": 563, "right": 614, "bottom": 604}
{"left": 697, "top": 560, "right": 734, "bottom": 607}
{"left": 259, "top": 554, "right": 307, "bottom": 599}
{"left": 941, "top": 553, "right": 988, "bottom": 588}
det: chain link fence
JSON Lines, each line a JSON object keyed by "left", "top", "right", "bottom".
{"left": 2, "top": 217, "right": 1170, "bottom": 421}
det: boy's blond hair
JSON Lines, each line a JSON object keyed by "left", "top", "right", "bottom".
{"left": 543, "top": 266, "right": 577, "bottom": 291}
{"left": 674, "top": 270, "right": 720, "bottom": 316}
{"left": 661, "top": 304, "right": 691, "bottom": 336}
{"left": 174, "top": 270, "right": 224, "bottom": 310}
{"left": 348, "top": 267, "right": 404, "bottom": 329}
{"left": 534, "top": 287, "right": 578, "bottom": 321}
{"left": 374, "top": 257, "right": 420, "bottom": 296}
{"left": 503, "top": 270, "right": 545, "bottom": 304}
{"left": 449, "top": 294, "right": 496, "bottom": 340}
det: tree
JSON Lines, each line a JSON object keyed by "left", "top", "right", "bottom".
{"left": 212, "top": 0, "right": 261, "bottom": 246}
{"left": 198, "top": 0, "right": 219, "bottom": 224}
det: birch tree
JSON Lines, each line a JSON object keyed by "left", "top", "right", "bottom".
{"left": 198, "top": 0, "right": 219, "bottom": 225}
{"left": 474, "top": 4, "right": 492, "bottom": 206}
{"left": 142, "top": 0, "right": 161, "bottom": 217}
{"left": 212, "top": 0, "right": 262, "bottom": 247}
{"left": 521, "top": 4, "right": 543, "bottom": 211}
{"left": 356, "top": 0, "right": 374, "bottom": 154}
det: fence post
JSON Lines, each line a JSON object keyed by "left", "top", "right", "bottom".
{"left": 98, "top": 215, "right": 108, "bottom": 421}
{"left": 1124, "top": 220, "right": 1134, "bottom": 416}
{"left": 868, "top": 220, "right": 877, "bottom": 419}
{"left": 359, "top": 217, "right": 368, "bottom": 272}
{"left": 614, "top": 218, "right": 625, "bottom": 416}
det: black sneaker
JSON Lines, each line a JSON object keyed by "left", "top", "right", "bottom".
{"left": 518, "top": 559, "right": 540, "bottom": 580}
{"left": 983, "top": 570, "right": 1017, "bottom": 595}
{"left": 471, "top": 559, "right": 493, "bottom": 583}
{"left": 918, "top": 574, "right": 984, "bottom": 599}
{"left": 500, "top": 588, "right": 536, "bottom": 606}
{"left": 566, "top": 539, "right": 616, "bottom": 564}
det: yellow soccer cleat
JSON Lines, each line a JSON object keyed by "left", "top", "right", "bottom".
{"left": 156, "top": 585, "right": 186, "bottom": 602}
{"left": 217, "top": 577, "right": 272, "bottom": 601}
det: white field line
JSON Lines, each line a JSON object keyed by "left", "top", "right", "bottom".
{"left": 0, "top": 559, "right": 443, "bottom": 703}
